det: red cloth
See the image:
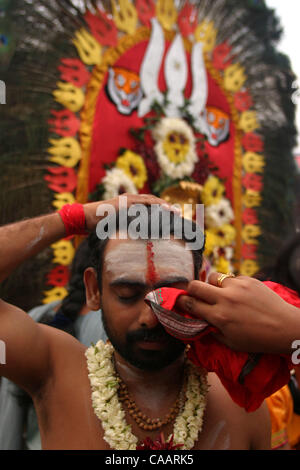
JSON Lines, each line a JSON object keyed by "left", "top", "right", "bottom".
{"left": 146, "top": 282, "right": 300, "bottom": 412}
{"left": 58, "top": 203, "right": 88, "bottom": 236}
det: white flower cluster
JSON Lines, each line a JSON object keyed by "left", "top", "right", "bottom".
{"left": 85, "top": 340, "right": 208, "bottom": 450}
{"left": 205, "top": 199, "right": 234, "bottom": 228}
{"left": 172, "top": 361, "right": 208, "bottom": 450}
{"left": 102, "top": 168, "right": 137, "bottom": 200}
{"left": 85, "top": 341, "right": 138, "bottom": 450}
{"left": 153, "top": 118, "right": 198, "bottom": 179}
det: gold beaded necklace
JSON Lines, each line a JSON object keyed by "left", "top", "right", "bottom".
{"left": 116, "top": 369, "right": 187, "bottom": 431}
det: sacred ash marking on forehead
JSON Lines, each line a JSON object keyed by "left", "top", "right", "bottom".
{"left": 104, "top": 239, "right": 194, "bottom": 284}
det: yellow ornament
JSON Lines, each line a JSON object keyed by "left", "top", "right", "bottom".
{"left": 112, "top": 0, "right": 138, "bottom": 35}
{"left": 240, "top": 259, "right": 260, "bottom": 277}
{"left": 210, "top": 224, "right": 236, "bottom": 247}
{"left": 242, "top": 152, "right": 265, "bottom": 173}
{"left": 241, "top": 225, "right": 261, "bottom": 245}
{"left": 48, "top": 137, "right": 82, "bottom": 168}
{"left": 156, "top": 0, "right": 178, "bottom": 31}
{"left": 243, "top": 190, "right": 262, "bottom": 208}
{"left": 194, "top": 20, "right": 217, "bottom": 53}
{"left": 51, "top": 240, "right": 75, "bottom": 266}
{"left": 72, "top": 29, "right": 102, "bottom": 66}
{"left": 52, "top": 193, "right": 76, "bottom": 211}
{"left": 53, "top": 82, "right": 85, "bottom": 113}
{"left": 162, "top": 131, "right": 191, "bottom": 164}
{"left": 116, "top": 151, "right": 147, "bottom": 189}
{"left": 239, "top": 111, "right": 259, "bottom": 133}
{"left": 43, "top": 287, "right": 68, "bottom": 305}
{"left": 204, "top": 231, "right": 218, "bottom": 256}
{"left": 224, "top": 64, "right": 246, "bottom": 93}
{"left": 214, "top": 256, "right": 230, "bottom": 274}
{"left": 202, "top": 176, "right": 225, "bottom": 206}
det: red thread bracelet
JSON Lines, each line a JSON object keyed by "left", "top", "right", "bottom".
{"left": 58, "top": 203, "right": 88, "bottom": 236}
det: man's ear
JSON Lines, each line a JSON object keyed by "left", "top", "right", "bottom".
{"left": 84, "top": 267, "right": 101, "bottom": 310}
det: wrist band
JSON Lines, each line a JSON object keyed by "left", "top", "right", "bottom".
{"left": 58, "top": 203, "right": 88, "bottom": 236}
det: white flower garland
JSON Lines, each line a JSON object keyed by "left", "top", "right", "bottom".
{"left": 85, "top": 340, "right": 208, "bottom": 450}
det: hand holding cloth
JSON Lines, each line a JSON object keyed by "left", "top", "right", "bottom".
{"left": 145, "top": 282, "right": 298, "bottom": 412}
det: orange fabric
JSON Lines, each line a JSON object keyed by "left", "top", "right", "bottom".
{"left": 266, "top": 385, "right": 300, "bottom": 449}
{"left": 288, "top": 407, "right": 300, "bottom": 448}
{"left": 266, "top": 386, "right": 292, "bottom": 449}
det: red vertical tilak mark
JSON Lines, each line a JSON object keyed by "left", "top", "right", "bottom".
{"left": 146, "top": 241, "right": 157, "bottom": 285}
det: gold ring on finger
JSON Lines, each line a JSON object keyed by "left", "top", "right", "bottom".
{"left": 217, "top": 272, "right": 235, "bottom": 288}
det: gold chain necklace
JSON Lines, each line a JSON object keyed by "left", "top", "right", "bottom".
{"left": 116, "top": 368, "right": 187, "bottom": 431}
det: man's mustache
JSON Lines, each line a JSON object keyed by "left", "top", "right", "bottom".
{"left": 126, "top": 324, "right": 170, "bottom": 343}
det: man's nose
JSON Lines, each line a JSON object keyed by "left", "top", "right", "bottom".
{"left": 138, "top": 302, "right": 159, "bottom": 329}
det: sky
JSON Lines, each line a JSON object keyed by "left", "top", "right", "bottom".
{"left": 266, "top": 0, "right": 300, "bottom": 154}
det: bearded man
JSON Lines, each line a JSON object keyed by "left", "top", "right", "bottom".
{"left": 0, "top": 195, "right": 271, "bottom": 449}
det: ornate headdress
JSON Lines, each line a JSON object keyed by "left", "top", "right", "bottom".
{"left": 0, "top": 0, "right": 297, "bottom": 308}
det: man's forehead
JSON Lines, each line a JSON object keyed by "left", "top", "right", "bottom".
{"left": 103, "top": 238, "right": 194, "bottom": 282}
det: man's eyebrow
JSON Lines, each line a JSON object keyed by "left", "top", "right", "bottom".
{"left": 153, "top": 277, "right": 190, "bottom": 290}
{"left": 110, "top": 276, "right": 190, "bottom": 290}
{"left": 110, "top": 279, "right": 146, "bottom": 289}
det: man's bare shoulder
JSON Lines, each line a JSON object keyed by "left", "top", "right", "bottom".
{"left": 196, "top": 373, "right": 271, "bottom": 450}
{"left": 41, "top": 324, "right": 87, "bottom": 363}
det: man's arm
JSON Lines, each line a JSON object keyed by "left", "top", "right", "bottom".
{"left": 177, "top": 273, "right": 300, "bottom": 354}
{"left": 0, "top": 194, "right": 169, "bottom": 393}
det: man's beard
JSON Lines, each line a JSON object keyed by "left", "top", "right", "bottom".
{"left": 101, "top": 307, "right": 185, "bottom": 371}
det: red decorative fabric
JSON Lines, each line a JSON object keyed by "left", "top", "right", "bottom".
{"left": 212, "top": 42, "right": 233, "bottom": 70}
{"left": 234, "top": 90, "right": 253, "bottom": 112}
{"left": 177, "top": 3, "right": 198, "bottom": 37}
{"left": 58, "top": 58, "right": 91, "bottom": 88}
{"left": 136, "top": 0, "right": 156, "bottom": 28}
{"left": 58, "top": 203, "right": 88, "bottom": 236}
{"left": 242, "top": 207, "right": 259, "bottom": 225}
{"left": 44, "top": 167, "right": 77, "bottom": 193}
{"left": 84, "top": 10, "right": 118, "bottom": 47}
{"left": 241, "top": 133, "right": 264, "bottom": 153}
{"left": 88, "top": 41, "right": 236, "bottom": 202}
{"left": 46, "top": 265, "right": 70, "bottom": 287}
{"left": 146, "top": 282, "right": 299, "bottom": 412}
{"left": 241, "top": 243, "right": 257, "bottom": 260}
{"left": 48, "top": 109, "right": 81, "bottom": 137}
{"left": 242, "top": 173, "right": 263, "bottom": 192}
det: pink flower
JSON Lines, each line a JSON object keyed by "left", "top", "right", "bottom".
{"left": 234, "top": 90, "right": 253, "bottom": 112}
{"left": 241, "top": 244, "right": 257, "bottom": 260}
{"left": 137, "top": 433, "right": 183, "bottom": 450}
{"left": 242, "top": 173, "right": 263, "bottom": 192}
{"left": 212, "top": 42, "right": 232, "bottom": 70}
{"left": 242, "top": 208, "right": 258, "bottom": 225}
{"left": 242, "top": 133, "right": 264, "bottom": 153}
